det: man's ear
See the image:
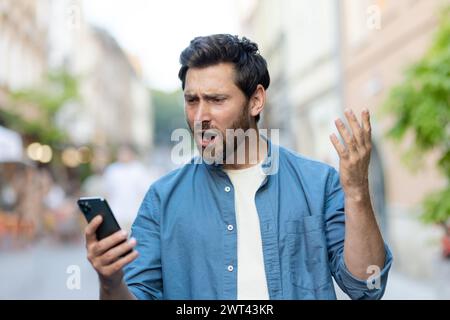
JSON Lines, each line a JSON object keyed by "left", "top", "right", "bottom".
{"left": 249, "top": 84, "right": 266, "bottom": 118}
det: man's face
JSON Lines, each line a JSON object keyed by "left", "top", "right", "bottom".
{"left": 184, "top": 63, "right": 253, "bottom": 162}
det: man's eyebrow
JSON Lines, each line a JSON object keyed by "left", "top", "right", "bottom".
{"left": 184, "top": 93, "right": 229, "bottom": 99}
{"left": 184, "top": 93, "right": 198, "bottom": 99}
{"left": 203, "top": 94, "right": 229, "bottom": 99}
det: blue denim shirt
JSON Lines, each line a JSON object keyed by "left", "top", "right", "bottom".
{"left": 124, "top": 140, "right": 393, "bottom": 300}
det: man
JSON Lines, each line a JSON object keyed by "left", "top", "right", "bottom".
{"left": 85, "top": 34, "right": 392, "bottom": 300}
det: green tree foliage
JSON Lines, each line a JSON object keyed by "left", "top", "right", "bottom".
{"left": 383, "top": 7, "right": 450, "bottom": 226}
{"left": 151, "top": 89, "right": 187, "bottom": 146}
{"left": 0, "top": 70, "right": 80, "bottom": 146}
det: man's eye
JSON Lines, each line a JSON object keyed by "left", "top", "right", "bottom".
{"left": 213, "top": 98, "right": 225, "bottom": 103}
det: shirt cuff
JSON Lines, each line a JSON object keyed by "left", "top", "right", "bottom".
{"left": 338, "top": 243, "right": 393, "bottom": 298}
{"left": 128, "top": 285, "right": 150, "bottom": 300}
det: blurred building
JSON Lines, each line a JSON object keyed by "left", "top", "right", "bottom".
{"left": 49, "top": 0, "right": 153, "bottom": 154}
{"left": 0, "top": 0, "right": 50, "bottom": 109}
{"left": 0, "top": 0, "right": 155, "bottom": 248}
{"left": 239, "top": 0, "right": 343, "bottom": 165}
{"left": 238, "top": 0, "right": 448, "bottom": 281}
{"left": 341, "top": 0, "right": 448, "bottom": 278}
{"left": 0, "top": 0, "right": 153, "bottom": 154}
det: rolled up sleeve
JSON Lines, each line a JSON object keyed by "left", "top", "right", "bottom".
{"left": 334, "top": 243, "right": 393, "bottom": 300}
{"left": 324, "top": 167, "right": 393, "bottom": 300}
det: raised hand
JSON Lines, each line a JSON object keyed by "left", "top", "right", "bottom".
{"left": 330, "top": 108, "right": 372, "bottom": 201}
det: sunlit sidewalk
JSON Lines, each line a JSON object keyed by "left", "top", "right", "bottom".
{"left": 382, "top": 271, "right": 442, "bottom": 300}
{"left": 0, "top": 237, "right": 99, "bottom": 300}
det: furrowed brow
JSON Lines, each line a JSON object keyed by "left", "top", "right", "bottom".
{"left": 184, "top": 93, "right": 199, "bottom": 100}
{"left": 203, "top": 94, "right": 229, "bottom": 99}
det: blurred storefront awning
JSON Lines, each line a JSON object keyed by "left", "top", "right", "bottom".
{"left": 0, "top": 125, "right": 23, "bottom": 163}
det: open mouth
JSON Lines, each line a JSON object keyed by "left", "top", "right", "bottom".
{"left": 198, "top": 130, "right": 218, "bottom": 148}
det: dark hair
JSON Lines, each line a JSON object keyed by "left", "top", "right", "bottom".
{"left": 178, "top": 34, "right": 270, "bottom": 123}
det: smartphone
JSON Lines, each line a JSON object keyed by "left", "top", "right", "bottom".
{"left": 77, "top": 197, "right": 122, "bottom": 240}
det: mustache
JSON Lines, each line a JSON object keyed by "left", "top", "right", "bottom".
{"left": 188, "top": 121, "right": 220, "bottom": 133}
{"left": 201, "top": 121, "right": 211, "bottom": 131}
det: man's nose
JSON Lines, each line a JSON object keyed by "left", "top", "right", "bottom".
{"left": 194, "top": 100, "right": 211, "bottom": 122}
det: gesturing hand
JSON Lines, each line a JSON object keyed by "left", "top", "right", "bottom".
{"left": 330, "top": 108, "right": 372, "bottom": 201}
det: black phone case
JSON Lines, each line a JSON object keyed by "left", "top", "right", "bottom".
{"left": 77, "top": 197, "right": 121, "bottom": 240}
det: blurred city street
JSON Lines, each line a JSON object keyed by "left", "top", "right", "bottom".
{"left": 1, "top": 0, "right": 450, "bottom": 300}
{"left": 0, "top": 238, "right": 98, "bottom": 299}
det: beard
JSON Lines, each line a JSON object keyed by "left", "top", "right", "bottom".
{"left": 187, "top": 101, "right": 253, "bottom": 164}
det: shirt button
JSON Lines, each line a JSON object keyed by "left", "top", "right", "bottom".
{"left": 227, "top": 265, "right": 234, "bottom": 272}
{"left": 227, "top": 224, "right": 234, "bottom": 231}
{"left": 224, "top": 186, "right": 231, "bottom": 192}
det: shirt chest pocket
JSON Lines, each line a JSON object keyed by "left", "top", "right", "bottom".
{"left": 285, "top": 215, "right": 331, "bottom": 290}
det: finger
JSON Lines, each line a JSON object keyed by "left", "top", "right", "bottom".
{"left": 101, "top": 237, "right": 137, "bottom": 265}
{"left": 103, "top": 250, "right": 139, "bottom": 276}
{"left": 344, "top": 108, "right": 365, "bottom": 147}
{"left": 334, "top": 118, "right": 357, "bottom": 153}
{"left": 361, "top": 109, "right": 371, "bottom": 141}
{"left": 85, "top": 215, "right": 103, "bottom": 243}
{"left": 94, "top": 229, "right": 128, "bottom": 256}
{"left": 330, "top": 133, "right": 348, "bottom": 158}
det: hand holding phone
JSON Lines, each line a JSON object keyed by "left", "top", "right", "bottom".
{"left": 79, "top": 197, "right": 139, "bottom": 289}
{"left": 78, "top": 197, "right": 122, "bottom": 240}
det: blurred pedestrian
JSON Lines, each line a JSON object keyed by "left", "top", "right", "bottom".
{"left": 102, "top": 144, "right": 153, "bottom": 233}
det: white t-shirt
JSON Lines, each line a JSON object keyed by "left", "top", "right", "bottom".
{"left": 224, "top": 164, "right": 269, "bottom": 300}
